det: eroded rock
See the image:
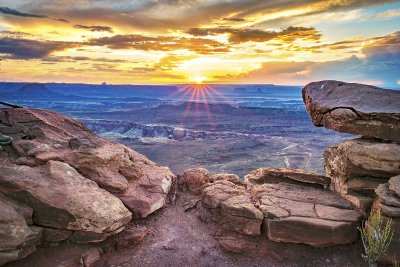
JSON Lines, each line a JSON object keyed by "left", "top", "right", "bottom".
{"left": 0, "top": 108, "right": 175, "bottom": 220}
{"left": 302, "top": 80, "right": 400, "bottom": 141}
{"left": 202, "top": 180, "right": 246, "bottom": 209}
{"left": 0, "top": 197, "right": 41, "bottom": 265}
{"left": 324, "top": 138, "right": 400, "bottom": 210}
{"left": 181, "top": 168, "right": 210, "bottom": 195}
{"left": 200, "top": 168, "right": 361, "bottom": 246}
{"left": 211, "top": 173, "right": 241, "bottom": 184}
{"left": 221, "top": 195, "right": 263, "bottom": 236}
{"left": 244, "top": 167, "right": 330, "bottom": 188}
{"left": 389, "top": 175, "right": 400, "bottom": 197}
{"left": 0, "top": 160, "right": 131, "bottom": 242}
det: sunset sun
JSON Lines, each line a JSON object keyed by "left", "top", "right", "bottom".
{"left": 192, "top": 76, "right": 206, "bottom": 85}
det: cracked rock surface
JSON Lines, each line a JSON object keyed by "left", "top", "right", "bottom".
{"left": 302, "top": 80, "right": 400, "bottom": 142}
{"left": 199, "top": 168, "right": 362, "bottom": 247}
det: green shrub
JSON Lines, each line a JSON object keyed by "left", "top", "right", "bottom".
{"left": 358, "top": 208, "right": 393, "bottom": 266}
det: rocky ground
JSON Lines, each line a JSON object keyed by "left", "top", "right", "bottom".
{"left": 7, "top": 189, "right": 366, "bottom": 267}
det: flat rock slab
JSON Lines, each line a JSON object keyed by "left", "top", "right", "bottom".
{"left": 221, "top": 195, "right": 263, "bottom": 236}
{"left": 267, "top": 217, "right": 359, "bottom": 247}
{"left": 244, "top": 167, "right": 330, "bottom": 188}
{"left": 253, "top": 183, "right": 361, "bottom": 246}
{"left": 202, "top": 175, "right": 361, "bottom": 246}
{"left": 302, "top": 80, "right": 400, "bottom": 141}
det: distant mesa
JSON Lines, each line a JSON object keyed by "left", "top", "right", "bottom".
{"left": 17, "top": 83, "right": 62, "bottom": 98}
{"left": 234, "top": 87, "right": 246, "bottom": 92}
{"left": 102, "top": 82, "right": 107, "bottom": 86}
{"left": 18, "top": 83, "right": 49, "bottom": 93}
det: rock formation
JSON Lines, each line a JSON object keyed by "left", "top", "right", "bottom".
{"left": 303, "top": 80, "right": 400, "bottom": 142}
{"left": 303, "top": 80, "right": 400, "bottom": 263}
{"left": 244, "top": 167, "right": 330, "bottom": 188}
{"left": 325, "top": 138, "right": 400, "bottom": 211}
{"left": 198, "top": 170, "right": 362, "bottom": 247}
{"left": 0, "top": 108, "right": 174, "bottom": 265}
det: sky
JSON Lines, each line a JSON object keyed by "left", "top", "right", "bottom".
{"left": 0, "top": 0, "right": 399, "bottom": 86}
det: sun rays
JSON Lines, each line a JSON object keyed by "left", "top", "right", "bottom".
{"left": 166, "top": 82, "right": 233, "bottom": 131}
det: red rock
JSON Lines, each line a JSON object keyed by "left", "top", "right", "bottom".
{"left": 0, "top": 108, "right": 175, "bottom": 219}
{"left": 220, "top": 195, "right": 263, "bottom": 236}
{"left": 302, "top": 80, "right": 400, "bottom": 142}
{"left": 244, "top": 167, "right": 330, "bottom": 188}
{"left": 211, "top": 173, "right": 241, "bottom": 184}
{"left": 181, "top": 168, "right": 210, "bottom": 195}
{"left": 218, "top": 236, "right": 256, "bottom": 253}
{"left": 267, "top": 217, "right": 358, "bottom": 247}
{"left": 81, "top": 248, "right": 101, "bottom": 267}
{"left": 0, "top": 161, "right": 131, "bottom": 243}
{"left": 115, "top": 226, "right": 149, "bottom": 251}
{"left": 42, "top": 227, "right": 72, "bottom": 243}
{"left": 202, "top": 180, "right": 246, "bottom": 209}
{"left": 389, "top": 175, "right": 400, "bottom": 197}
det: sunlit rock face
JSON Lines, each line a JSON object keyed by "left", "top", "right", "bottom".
{"left": 0, "top": 108, "right": 175, "bottom": 265}
{"left": 303, "top": 80, "right": 400, "bottom": 142}
{"left": 193, "top": 167, "right": 362, "bottom": 247}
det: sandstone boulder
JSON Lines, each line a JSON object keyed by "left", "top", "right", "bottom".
{"left": 0, "top": 195, "right": 41, "bottom": 265}
{"left": 376, "top": 183, "right": 400, "bottom": 207}
{"left": 252, "top": 183, "right": 361, "bottom": 246}
{"left": 220, "top": 195, "right": 263, "bottom": 236}
{"left": 0, "top": 108, "right": 175, "bottom": 218}
{"left": 201, "top": 169, "right": 362, "bottom": 246}
{"left": 244, "top": 167, "right": 330, "bottom": 188}
{"left": 202, "top": 180, "right": 246, "bottom": 209}
{"left": 325, "top": 139, "right": 400, "bottom": 180}
{"left": 0, "top": 160, "right": 131, "bottom": 243}
{"left": 389, "top": 175, "right": 400, "bottom": 197}
{"left": 302, "top": 80, "right": 400, "bottom": 141}
{"left": 324, "top": 138, "right": 400, "bottom": 210}
{"left": 211, "top": 173, "right": 241, "bottom": 184}
{"left": 181, "top": 168, "right": 210, "bottom": 195}
{"left": 267, "top": 217, "right": 358, "bottom": 247}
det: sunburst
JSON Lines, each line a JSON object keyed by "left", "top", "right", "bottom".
{"left": 166, "top": 80, "right": 233, "bottom": 130}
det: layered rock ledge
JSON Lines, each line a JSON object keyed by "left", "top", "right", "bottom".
{"left": 184, "top": 167, "right": 362, "bottom": 247}
{"left": 0, "top": 108, "right": 175, "bottom": 265}
{"left": 302, "top": 80, "right": 400, "bottom": 142}
{"left": 324, "top": 138, "right": 400, "bottom": 211}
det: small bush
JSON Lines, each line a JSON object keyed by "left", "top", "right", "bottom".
{"left": 358, "top": 208, "right": 393, "bottom": 266}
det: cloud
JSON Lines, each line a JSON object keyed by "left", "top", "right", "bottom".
{"left": 0, "top": 38, "right": 78, "bottom": 59}
{"left": 223, "top": 17, "right": 246, "bottom": 22}
{"left": 242, "top": 32, "right": 400, "bottom": 87}
{"left": 0, "top": 6, "right": 69, "bottom": 24}
{"left": 0, "top": 6, "right": 48, "bottom": 18}
{"left": 88, "top": 34, "right": 229, "bottom": 54}
{"left": 74, "top": 24, "right": 113, "bottom": 32}
{"left": 187, "top": 26, "right": 321, "bottom": 43}
{"left": 54, "top": 18, "right": 70, "bottom": 23}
